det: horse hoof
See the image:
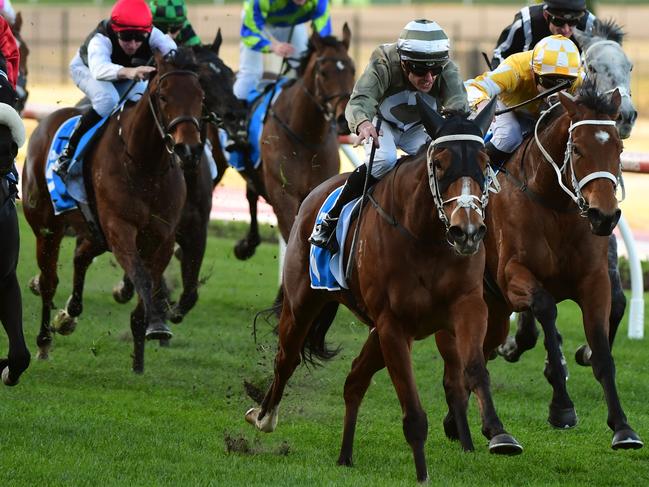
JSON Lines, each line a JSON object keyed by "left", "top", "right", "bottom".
{"left": 52, "top": 309, "right": 77, "bottom": 336}
{"left": 28, "top": 276, "right": 41, "bottom": 296}
{"left": 337, "top": 456, "right": 353, "bottom": 467}
{"left": 145, "top": 322, "right": 173, "bottom": 341}
{"left": 575, "top": 345, "right": 592, "bottom": 367}
{"left": 245, "top": 406, "right": 278, "bottom": 433}
{"left": 1, "top": 367, "right": 18, "bottom": 386}
{"left": 112, "top": 283, "right": 133, "bottom": 304}
{"left": 168, "top": 306, "right": 184, "bottom": 324}
{"left": 612, "top": 429, "right": 644, "bottom": 450}
{"left": 36, "top": 346, "right": 50, "bottom": 360}
{"left": 548, "top": 405, "right": 577, "bottom": 429}
{"left": 489, "top": 433, "right": 523, "bottom": 455}
{"left": 234, "top": 239, "right": 257, "bottom": 261}
{"left": 496, "top": 336, "right": 520, "bottom": 363}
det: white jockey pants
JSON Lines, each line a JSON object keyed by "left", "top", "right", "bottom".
{"left": 489, "top": 100, "right": 524, "bottom": 154}
{"left": 363, "top": 117, "right": 430, "bottom": 179}
{"left": 233, "top": 21, "right": 309, "bottom": 100}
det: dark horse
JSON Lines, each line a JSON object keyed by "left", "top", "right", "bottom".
{"left": 482, "top": 81, "right": 643, "bottom": 448}
{"left": 112, "top": 30, "right": 246, "bottom": 324}
{"left": 0, "top": 98, "right": 30, "bottom": 386}
{"left": 22, "top": 49, "right": 204, "bottom": 372}
{"left": 10, "top": 12, "right": 29, "bottom": 114}
{"left": 234, "top": 24, "right": 355, "bottom": 261}
{"left": 245, "top": 98, "right": 522, "bottom": 482}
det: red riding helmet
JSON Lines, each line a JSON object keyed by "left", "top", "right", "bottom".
{"left": 111, "top": 0, "right": 153, "bottom": 32}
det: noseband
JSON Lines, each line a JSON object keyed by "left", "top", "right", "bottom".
{"left": 426, "top": 134, "right": 498, "bottom": 231}
{"left": 534, "top": 102, "right": 623, "bottom": 214}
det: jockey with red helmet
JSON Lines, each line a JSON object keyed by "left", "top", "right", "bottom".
{"left": 54, "top": 0, "right": 176, "bottom": 179}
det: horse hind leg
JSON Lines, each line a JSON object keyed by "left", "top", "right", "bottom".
{"left": 338, "top": 328, "right": 385, "bottom": 467}
{"left": 0, "top": 272, "right": 30, "bottom": 386}
{"left": 234, "top": 182, "right": 261, "bottom": 260}
{"left": 113, "top": 273, "right": 135, "bottom": 304}
{"left": 168, "top": 227, "right": 207, "bottom": 323}
{"left": 497, "top": 310, "right": 539, "bottom": 362}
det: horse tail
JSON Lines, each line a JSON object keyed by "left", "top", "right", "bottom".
{"left": 301, "top": 301, "right": 341, "bottom": 366}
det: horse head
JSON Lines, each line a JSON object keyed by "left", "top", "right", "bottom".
{"left": 11, "top": 12, "right": 29, "bottom": 114}
{"left": 300, "top": 23, "right": 355, "bottom": 135}
{"left": 148, "top": 48, "right": 205, "bottom": 170}
{"left": 574, "top": 20, "right": 636, "bottom": 139}
{"left": 194, "top": 29, "right": 248, "bottom": 147}
{"left": 417, "top": 95, "right": 496, "bottom": 255}
{"left": 558, "top": 80, "right": 622, "bottom": 236}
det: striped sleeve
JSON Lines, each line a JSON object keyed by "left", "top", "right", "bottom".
{"left": 241, "top": 0, "right": 272, "bottom": 53}
{"left": 464, "top": 59, "right": 521, "bottom": 110}
{"left": 311, "top": 0, "right": 332, "bottom": 37}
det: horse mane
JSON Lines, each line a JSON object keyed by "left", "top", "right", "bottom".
{"left": 591, "top": 19, "right": 625, "bottom": 45}
{"left": 576, "top": 77, "right": 619, "bottom": 116}
{"left": 162, "top": 47, "right": 199, "bottom": 72}
{"left": 297, "top": 35, "right": 343, "bottom": 76}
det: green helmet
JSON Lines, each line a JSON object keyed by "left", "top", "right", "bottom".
{"left": 150, "top": 0, "right": 187, "bottom": 26}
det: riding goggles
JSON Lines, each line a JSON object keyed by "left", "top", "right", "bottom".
{"left": 547, "top": 14, "right": 580, "bottom": 27}
{"left": 405, "top": 61, "right": 444, "bottom": 77}
{"left": 537, "top": 75, "right": 574, "bottom": 90}
{"left": 117, "top": 30, "right": 149, "bottom": 42}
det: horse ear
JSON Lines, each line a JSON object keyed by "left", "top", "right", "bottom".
{"left": 473, "top": 97, "right": 497, "bottom": 136}
{"left": 416, "top": 93, "right": 445, "bottom": 138}
{"left": 311, "top": 28, "right": 324, "bottom": 51}
{"left": 211, "top": 29, "right": 223, "bottom": 56}
{"left": 559, "top": 91, "right": 579, "bottom": 117}
{"left": 342, "top": 22, "right": 351, "bottom": 51}
{"left": 14, "top": 12, "right": 22, "bottom": 32}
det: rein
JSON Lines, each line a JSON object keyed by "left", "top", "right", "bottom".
{"left": 534, "top": 102, "right": 622, "bottom": 213}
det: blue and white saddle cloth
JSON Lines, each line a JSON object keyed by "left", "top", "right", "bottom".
{"left": 45, "top": 114, "right": 108, "bottom": 215}
{"left": 309, "top": 186, "right": 362, "bottom": 291}
{"left": 226, "top": 78, "right": 291, "bottom": 172}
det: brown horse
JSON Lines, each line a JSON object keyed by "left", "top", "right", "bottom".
{"left": 234, "top": 24, "right": 355, "bottom": 260}
{"left": 245, "top": 97, "right": 522, "bottom": 482}
{"left": 22, "top": 49, "right": 204, "bottom": 373}
{"left": 112, "top": 31, "right": 244, "bottom": 324}
{"left": 482, "top": 81, "right": 643, "bottom": 448}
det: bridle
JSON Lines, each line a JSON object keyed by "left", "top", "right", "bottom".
{"left": 534, "top": 101, "right": 623, "bottom": 214}
{"left": 426, "top": 134, "right": 499, "bottom": 232}
{"left": 302, "top": 55, "right": 353, "bottom": 123}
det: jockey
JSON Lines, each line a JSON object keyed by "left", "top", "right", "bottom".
{"left": 233, "top": 0, "right": 332, "bottom": 101}
{"left": 492, "top": 0, "right": 596, "bottom": 68}
{"left": 0, "top": 15, "right": 20, "bottom": 189}
{"left": 310, "top": 19, "right": 468, "bottom": 250}
{"left": 54, "top": 0, "right": 176, "bottom": 179}
{"left": 0, "top": 14, "right": 18, "bottom": 92}
{"left": 0, "top": 0, "right": 16, "bottom": 26}
{"left": 465, "top": 35, "right": 582, "bottom": 167}
{"left": 149, "top": 0, "right": 201, "bottom": 47}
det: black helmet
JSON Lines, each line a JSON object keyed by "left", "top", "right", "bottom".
{"left": 544, "top": 0, "right": 586, "bottom": 19}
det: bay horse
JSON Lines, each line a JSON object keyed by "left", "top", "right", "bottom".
{"left": 234, "top": 24, "right": 354, "bottom": 261}
{"left": 501, "top": 20, "right": 638, "bottom": 368}
{"left": 245, "top": 97, "right": 522, "bottom": 482}
{"left": 0, "top": 102, "right": 30, "bottom": 386}
{"left": 482, "top": 80, "right": 643, "bottom": 448}
{"left": 112, "top": 30, "right": 246, "bottom": 324}
{"left": 22, "top": 48, "right": 204, "bottom": 373}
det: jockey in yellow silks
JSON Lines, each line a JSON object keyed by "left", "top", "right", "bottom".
{"left": 465, "top": 34, "right": 582, "bottom": 166}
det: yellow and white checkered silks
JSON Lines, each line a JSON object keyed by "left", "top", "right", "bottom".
{"left": 531, "top": 35, "right": 581, "bottom": 77}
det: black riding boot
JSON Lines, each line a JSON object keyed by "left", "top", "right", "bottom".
{"left": 54, "top": 108, "right": 102, "bottom": 179}
{"left": 309, "top": 164, "right": 375, "bottom": 250}
{"left": 485, "top": 141, "right": 512, "bottom": 169}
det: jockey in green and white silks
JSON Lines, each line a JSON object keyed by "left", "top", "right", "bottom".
{"left": 309, "top": 19, "right": 469, "bottom": 251}
{"left": 233, "top": 0, "right": 332, "bottom": 100}
{"left": 150, "top": 0, "right": 201, "bottom": 47}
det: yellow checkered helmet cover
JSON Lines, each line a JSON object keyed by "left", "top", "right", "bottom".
{"left": 531, "top": 35, "right": 581, "bottom": 77}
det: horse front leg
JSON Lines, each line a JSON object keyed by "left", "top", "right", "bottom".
{"left": 338, "top": 327, "right": 385, "bottom": 467}
{"left": 112, "top": 273, "right": 135, "bottom": 304}
{"left": 234, "top": 181, "right": 261, "bottom": 260}
{"left": 0, "top": 270, "right": 30, "bottom": 385}
{"left": 377, "top": 316, "right": 428, "bottom": 483}
{"left": 578, "top": 276, "right": 643, "bottom": 450}
{"left": 52, "top": 237, "right": 105, "bottom": 336}
{"left": 497, "top": 310, "right": 539, "bottom": 362}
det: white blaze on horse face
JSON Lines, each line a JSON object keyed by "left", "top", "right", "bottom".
{"left": 595, "top": 130, "right": 611, "bottom": 144}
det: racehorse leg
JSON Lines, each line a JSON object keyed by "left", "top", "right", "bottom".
{"left": 245, "top": 291, "right": 326, "bottom": 433}
{"left": 130, "top": 298, "right": 146, "bottom": 374}
{"left": 377, "top": 317, "right": 428, "bottom": 483}
{"left": 497, "top": 310, "right": 539, "bottom": 363}
{"left": 234, "top": 181, "right": 261, "bottom": 260}
{"left": 33, "top": 227, "right": 65, "bottom": 359}
{"left": 113, "top": 273, "right": 135, "bottom": 304}
{"left": 53, "top": 237, "right": 105, "bottom": 336}
{"left": 578, "top": 281, "right": 643, "bottom": 450}
{"left": 576, "top": 234, "right": 626, "bottom": 367}
{"left": 169, "top": 222, "right": 207, "bottom": 323}
{"left": 338, "top": 328, "right": 385, "bottom": 467}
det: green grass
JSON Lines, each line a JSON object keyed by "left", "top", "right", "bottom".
{"left": 2, "top": 205, "right": 649, "bottom": 486}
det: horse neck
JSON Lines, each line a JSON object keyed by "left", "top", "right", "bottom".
{"left": 121, "top": 92, "right": 168, "bottom": 169}
{"left": 285, "top": 74, "right": 332, "bottom": 142}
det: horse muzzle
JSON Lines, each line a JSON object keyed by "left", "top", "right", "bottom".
{"left": 173, "top": 143, "right": 203, "bottom": 170}
{"left": 587, "top": 207, "right": 621, "bottom": 236}
{"left": 448, "top": 223, "right": 487, "bottom": 256}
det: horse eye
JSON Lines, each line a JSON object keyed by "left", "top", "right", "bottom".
{"left": 573, "top": 146, "right": 582, "bottom": 157}
{"left": 159, "top": 95, "right": 167, "bottom": 103}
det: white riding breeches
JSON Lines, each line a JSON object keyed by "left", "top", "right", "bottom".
{"left": 489, "top": 101, "right": 524, "bottom": 154}
{"left": 70, "top": 55, "right": 148, "bottom": 117}
{"left": 364, "top": 117, "right": 430, "bottom": 179}
{"left": 233, "top": 22, "right": 309, "bottom": 100}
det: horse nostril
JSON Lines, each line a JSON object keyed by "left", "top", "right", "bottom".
{"left": 448, "top": 225, "right": 466, "bottom": 244}
{"left": 475, "top": 224, "right": 487, "bottom": 242}
{"left": 631, "top": 110, "right": 638, "bottom": 124}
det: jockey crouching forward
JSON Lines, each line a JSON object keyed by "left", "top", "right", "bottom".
{"left": 53, "top": 0, "right": 177, "bottom": 179}
{"left": 465, "top": 35, "right": 582, "bottom": 168}
{"left": 309, "top": 19, "right": 469, "bottom": 250}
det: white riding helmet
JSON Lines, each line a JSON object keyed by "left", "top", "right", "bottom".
{"left": 397, "top": 19, "right": 450, "bottom": 65}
